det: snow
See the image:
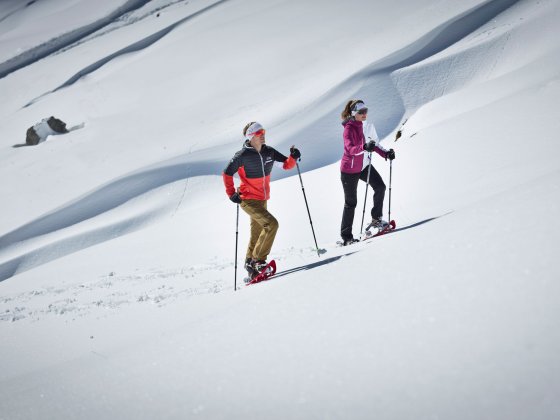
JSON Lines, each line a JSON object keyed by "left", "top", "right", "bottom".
{"left": 1, "top": 0, "right": 560, "bottom": 418}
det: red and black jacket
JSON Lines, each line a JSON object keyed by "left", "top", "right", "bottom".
{"left": 223, "top": 141, "right": 296, "bottom": 200}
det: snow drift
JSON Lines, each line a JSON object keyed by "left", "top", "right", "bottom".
{"left": 1, "top": 0, "right": 559, "bottom": 419}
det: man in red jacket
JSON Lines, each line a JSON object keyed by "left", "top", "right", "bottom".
{"left": 223, "top": 121, "right": 300, "bottom": 279}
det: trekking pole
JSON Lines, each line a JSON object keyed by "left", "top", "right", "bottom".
{"left": 296, "top": 162, "right": 321, "bottom": 258}
{"left": 234, "top": 203, "right": 239, "bottom": 291}
{"left": 359, "top": 152, "right": 373, "bottom": 236}
{"left": 388, "top": 159, "right": 393, "bottom": 223}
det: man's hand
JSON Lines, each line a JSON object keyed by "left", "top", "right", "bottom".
{"left": 230, "top": 192, "right": 242, "bottom": 204}
{"left": 290, "top": 146, "right": 301, "bottom": 160}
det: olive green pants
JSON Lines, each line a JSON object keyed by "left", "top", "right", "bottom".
{"left": 240, "top": 199, "right": 279, "bottom": 261}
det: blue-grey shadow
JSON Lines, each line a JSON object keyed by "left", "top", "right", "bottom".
{"left": 271, "top": 213, "right": 451, "bottom": 280}
{"left": 273, "top": 252, "right": 358, "bottom": 280}
{"left": 391, "top": 213, "right": 452, "bottom": 234}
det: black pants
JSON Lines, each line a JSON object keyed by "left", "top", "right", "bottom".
{"left": 340, "top": 165, "right": 386, "bottom": 240}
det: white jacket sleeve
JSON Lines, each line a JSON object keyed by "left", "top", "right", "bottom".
{"left": 363, "top": 122, "right": 379, "bottom": 143}
{"left": 363, "top": 122, "right": 389, "bottom": 154}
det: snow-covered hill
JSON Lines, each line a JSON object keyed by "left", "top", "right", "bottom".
{"left": 1, "top": 0, "right": 559, "bottom": 418}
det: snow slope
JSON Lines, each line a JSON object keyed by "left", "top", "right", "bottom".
{"left": 1, "top": 0, "right": 559, "bottom": 418}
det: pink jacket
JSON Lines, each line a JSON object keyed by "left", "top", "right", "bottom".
{"left": 340, "top": 119, "right": 386, "bottom": 174}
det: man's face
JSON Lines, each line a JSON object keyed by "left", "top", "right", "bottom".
{"left": 250, "top": 129, "right": 266, "bottom": 147}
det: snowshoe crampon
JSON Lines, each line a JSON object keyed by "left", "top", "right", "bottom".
{"left": 245, "top": 260, "right": 277, "bottom": 285}
{"left": 362, "top": 220, "right": 396, "bottom": 240}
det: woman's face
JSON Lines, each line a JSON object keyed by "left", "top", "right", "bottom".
{"left": 354, "top": 109, "right": 368, "bottom": 122}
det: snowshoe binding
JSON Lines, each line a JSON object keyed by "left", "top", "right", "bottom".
{"left": 363, "top": 218, "right": 396, "bottom": 240}
{"left": 245, "top": 259, "right": 277, "bottom": 285}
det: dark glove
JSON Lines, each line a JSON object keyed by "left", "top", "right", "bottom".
{"left": 364, "top": 140, "right": 376, "bottom": 152}
{"left": 229, "top": 192, "right": 242, "bottom": 204}
{"left": 290, "top": 146, "right": 301, "bottom": 160}
{"left": 386, "top": 149, "right": 395, "bottom": 161}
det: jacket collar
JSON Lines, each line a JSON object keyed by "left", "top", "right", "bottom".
{"left": 243, "top": 140, "right": 267, "bottom": 152}
{"left": 342, "top": 117, "right": 362, "bottom": 128}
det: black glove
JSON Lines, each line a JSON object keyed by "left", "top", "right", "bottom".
{"left": 364, "top": 140, "right": 376, "bottom": 152}
{"left": 229, "top": 192, "right": 242, "bottom": 204}
{"left": 290, "top": 146, "right": 301, "bottom": 160}
{"left": 386, "top": 149, "right": 395, "bottom": 161}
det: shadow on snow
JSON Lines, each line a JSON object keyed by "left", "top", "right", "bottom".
{"left": 267, "top": 213, "right": 449, "bottom": 282}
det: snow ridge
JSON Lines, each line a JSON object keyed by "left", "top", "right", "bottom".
{"left": 24, "top": 0, "right": 231, "bottom": 108}
{"left": 0, "top": 0, "right": 152, "bottom": 80}
{"left": 0, "top": 0, "right": 536, "bottom": 283}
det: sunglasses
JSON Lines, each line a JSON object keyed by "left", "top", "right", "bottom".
{"left": 252, "top": 129, "right": 266, "bottom": 137}
{"left": 357, "top": 108, "right": 368, "bottom": 115}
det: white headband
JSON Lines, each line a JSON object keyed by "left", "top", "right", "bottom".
{"left": 245, "top": 122, "right": 264, "bottom": 140}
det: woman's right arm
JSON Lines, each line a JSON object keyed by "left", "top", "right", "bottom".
{"left": 344, "top": 127, "right": 364, "bottom": 156}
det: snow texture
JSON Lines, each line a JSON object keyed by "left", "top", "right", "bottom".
{"left": 1, "top": 0, "right": 559, "bottom": 419}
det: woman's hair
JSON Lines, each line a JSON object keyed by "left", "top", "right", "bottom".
{"left": 341, "top": 99, "right": 364, "bottom": 120}
{"left": 243, "top": 121, "right": 257, "bottom": 136}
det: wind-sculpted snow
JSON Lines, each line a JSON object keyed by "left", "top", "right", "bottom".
{"left": 0, "top": 209, "right": 161, "bottom": 283}
{"left": 0, "top": 149, "right": 227, "bottom": 281}
{"left": 0, "top": 0, "right": 152, "bottom": 80}
{"left": 0, "top": 154, "right": 219, "bottom": 249}
{"left": 272, "top": 0, "right": 521, "bottom": 170}
{"left": 360, "top": 0, "right": 521, "bottom": 135}
{"left": 0, "top": 0, "right": 528, "bottom": 282}
{"left": 0, "top": 1, "right": 35, "bottom": 26}
{"left": 2, "top": 1, "right": 560, "bottom": 417}
{"left": 24, "top": 0, "right": 231, "bottom": 108}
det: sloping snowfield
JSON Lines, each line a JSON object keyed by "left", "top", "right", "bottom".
{"left": 1, "top": 0, "right": 559, "bottom": 418}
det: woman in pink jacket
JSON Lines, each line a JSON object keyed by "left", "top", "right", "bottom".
{"left": 339, "top": 99, "right": 395, "bottom": 245}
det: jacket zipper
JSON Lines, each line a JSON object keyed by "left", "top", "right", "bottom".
{"left": 258, "top": 151, "right": 268, "bottom": 200}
